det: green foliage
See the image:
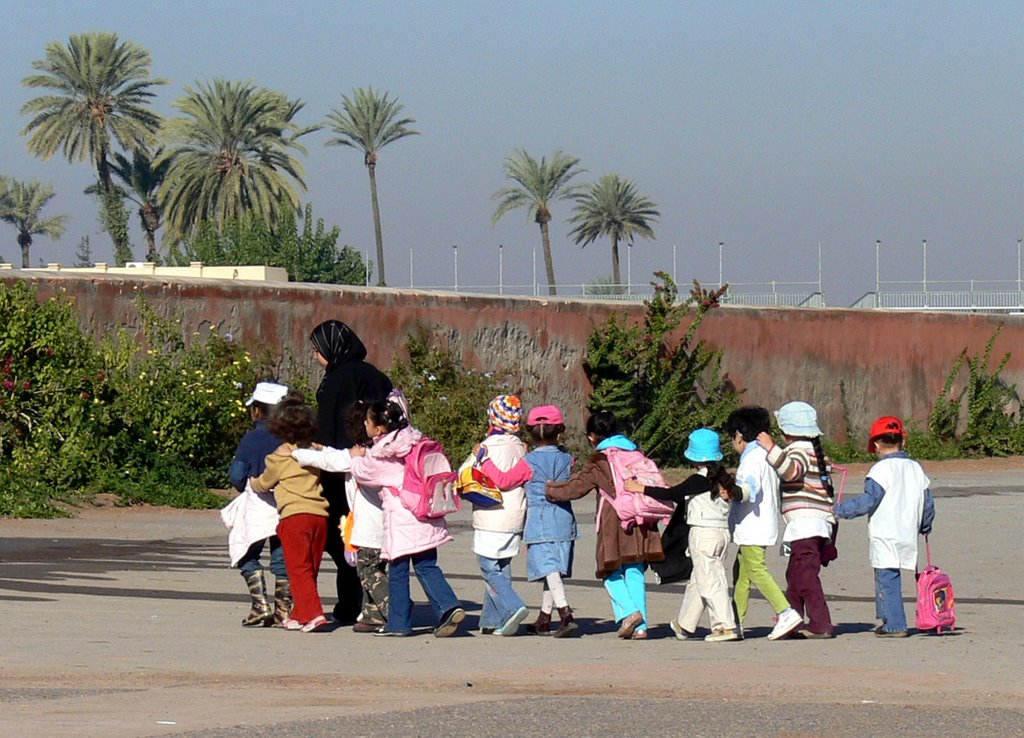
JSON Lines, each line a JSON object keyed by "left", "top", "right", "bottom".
{"left": 170, "top": 204, "right": 367, "bottom": 284}
{"left": 0, "top": 177, "right": 68, "bottom": 268}
{"left": 0, "top": 281, "right": 280, "bottom": 516}
{"left": 388, "top": 325, "right": 509, "bottom": 463}
{"left": 584, "top": 273, "right": 741, "bottom": 465}
{"left": 928, "top": 326, "right": 1023, "bottom": 456}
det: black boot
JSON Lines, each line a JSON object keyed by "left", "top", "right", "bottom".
{"left": 242, "top": 571, "right": 273, "bottom": 627}
{"left": 273, "top": 578, "right": 293, "bottom": 627}
{"left": 553, "top": 606, "right": 579, "bottom": 638}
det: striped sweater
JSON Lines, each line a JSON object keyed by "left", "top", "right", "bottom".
{"left": 764, "top": 439, "right": 836, "bottom": 522}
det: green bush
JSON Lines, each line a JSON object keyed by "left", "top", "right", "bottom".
{"left": 0, "top": 282, "right": 281, "bottom": 516}
{"left": 584, "top": 273, "right": 742, "bottom": 464}
{"left": 388, "top": 324, "right": 510, "bottom": 464}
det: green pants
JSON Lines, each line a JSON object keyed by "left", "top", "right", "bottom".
{"left": 733, "top": 544, "right": 790, "bottom": 623}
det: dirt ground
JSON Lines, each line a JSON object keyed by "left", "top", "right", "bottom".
{"left": 0, "top": 457, "right": 1021, "bottom": 737}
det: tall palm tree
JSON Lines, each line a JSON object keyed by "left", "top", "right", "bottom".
{"left": 19, "top": 32, "right": 165, "bottom": 255}
{"left": 568, "top": 174, "right": 660, "bottom": 293}
{"left": 157, "top": 79, "right": 315, "bottom": 243}
{"left": 324, "top": 87, "right": 418, "bottom": 286}
{"left": 0, "top": 178, "right": 68, "bottom": 268}
{"left": 492, "top": 149, "right": 584, "bottom": 296}
{"left": 108, "top": 148, "right": 169, "bottom": 262}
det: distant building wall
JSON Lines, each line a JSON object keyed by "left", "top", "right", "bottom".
{"left": 5, "top": 270, "right": 1024, "bottom": 445}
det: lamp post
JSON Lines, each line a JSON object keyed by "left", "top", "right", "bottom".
{"left": 452, "top": 245, "right": 459, "bottom": 292}
{"left": 875, "top": 239, "right": 881, "bottom": 307}
{"left": 627, "top": 242, "right": 633, "bottom": 295}
{"left": 718, "top": 241, "right": 724, "bottom": 288}
{"left": 1017, "top": 237, "right": 1021, "bottom": 295}
{"left": 922, "top": 239, "right": 928, "bottom": 297}
{"left": 498, "top": 243, "right": 504, "bottom": 295}
{"left": 409, "top": 248, "right": 414, "bottom": 288}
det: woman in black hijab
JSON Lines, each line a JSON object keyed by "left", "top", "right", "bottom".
{"left": 310, "top": 319, "right": 393, "bottom": 623}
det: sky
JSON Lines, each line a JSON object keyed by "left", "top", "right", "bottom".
{"left": 0, "top": 1, "right": 1021, "bottom": 307}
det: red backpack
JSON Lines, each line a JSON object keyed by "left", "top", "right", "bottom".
{"left": 598, "top": 446, "right": 675, "bottom": 531}
{"left": 400, "top": 437, "right": 461, "bottom": 520}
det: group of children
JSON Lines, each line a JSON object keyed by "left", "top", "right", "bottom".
{"left": 223, "top": 384, "right": 936, "bottom": 640}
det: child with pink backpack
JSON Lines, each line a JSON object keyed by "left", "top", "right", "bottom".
{"left": 348, "top": 397, "right": 465, "bottom": 637}
{"left": 546, "top": 411, "right": 666, "bottom": 639}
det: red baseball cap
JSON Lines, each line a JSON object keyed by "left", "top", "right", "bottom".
{"left": 868, "top": 416, "right": 905, "bottom": 452}
{"left": 527, "top": 404, "right": 565, "bottom": 426}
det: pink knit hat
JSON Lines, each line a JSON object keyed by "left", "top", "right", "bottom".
{"left": 527, "top": 404, "right": 565, "bottom": 426}
{"left": 487, "top": 394, "right": 522, "bottom": 433}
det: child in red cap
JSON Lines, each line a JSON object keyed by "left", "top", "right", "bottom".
{"left": 834, "top": 416, "right": 935, "bottom": 637}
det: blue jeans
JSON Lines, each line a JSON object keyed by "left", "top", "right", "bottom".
{"left": 874, "top": 567, "right": 907, "bottom": 632}
{"left": 478, "top": 555, "right": 526, "bottom": 629}
{"left": 386, "top": 548, "right": 461, "bottom": 634}
{"left": 603, "top": 563, "right": 648, "bottom": 630}
{"left": 238, "top": 537, "right": 287, "bottom": 578}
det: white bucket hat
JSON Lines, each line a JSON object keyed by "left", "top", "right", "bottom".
{"left": 774, "top": 401, "right": 821, "bottom": 437}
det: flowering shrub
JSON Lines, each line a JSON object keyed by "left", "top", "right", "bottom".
{"left": 0, "top": 282, "right": 279, "bottom": 516}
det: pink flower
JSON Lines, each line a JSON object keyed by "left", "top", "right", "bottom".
{"left": 2, "top": 380, "right": 14, "bottom": 391}
{"left": 21, "top": 381, "right": 31, "bottom": 390}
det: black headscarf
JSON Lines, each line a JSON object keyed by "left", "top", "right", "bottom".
{"left": 310, "top": 320, "right": 367, "bottom": 369}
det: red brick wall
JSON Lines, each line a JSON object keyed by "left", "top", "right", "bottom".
{"left": 7, "top": 271, "right": 1024, "bottom": 444}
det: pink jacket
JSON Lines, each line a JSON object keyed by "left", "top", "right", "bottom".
{"left": 349, "top": 425, "right": 453, "bottom": 561}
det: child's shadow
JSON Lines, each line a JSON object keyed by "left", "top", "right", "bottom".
{"left": 834, "top": 622, "right": 877, "bottom": 636}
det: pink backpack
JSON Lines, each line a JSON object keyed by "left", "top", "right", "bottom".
{"left": 598, "top": 446, "right": 675, "bottom": 531}
{"left": 915, "top": 536, "right": 956, "bottom": 633}
{"left": 400, "top": 437, "right": 461, "bottom": 520}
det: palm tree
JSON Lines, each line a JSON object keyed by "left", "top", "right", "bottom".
{"left": 492, "top": 149, "right": 584, "bottom": 296}
{"left": 0, "top": 178, "right": 68, "bottom": 268}
{"left": 568, "top": 174, "right": 660, "bottom": 293}
{"left": 324, "top": 87, "right": 418, "bottom": 286}
{"left": 157, "top": 79, "right": 315, "bottom": 243}
{"left": 108, "top": 148, "right": 169, "bottom": 261}
{"left": 19, "top": 32, "right": 165, "bottom": 255}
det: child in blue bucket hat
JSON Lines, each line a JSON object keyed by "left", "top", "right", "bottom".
{"left": 625, "top": 428, "right": 740, "bottom": 641}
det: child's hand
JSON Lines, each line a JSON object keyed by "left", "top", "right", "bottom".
{"left": 310, "top": 442, "right": 324, "bottom": 450}
{"left": 756, "top": 431, "right": 775, "bottom": 450}
{"left": 623, "top": 478, "right": 645, "bottom": 494}
{"left": 349, "top": 445, "right": 367, "bottom": 458}
{"left": 472, "top": 442, "right": 482, "bottom": 457}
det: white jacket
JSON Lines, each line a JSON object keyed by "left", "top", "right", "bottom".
{"left": 471, "top": 434, "right": 528, "bottom": 534}
{"left": 729, "top": 442, "right": 781, "bottom": 546}
{"left": 292, "top": 446, "right": 384, "bottom": 549}
{"left": 220, "top": 482, "right": 279, "bottom": 567}
{"left": 865, "top": 457, "right": 929, "bottom": 569}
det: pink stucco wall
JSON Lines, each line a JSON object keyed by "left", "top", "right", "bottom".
{"left": 6, "top": 271, "right": 1024, "bottom": 444}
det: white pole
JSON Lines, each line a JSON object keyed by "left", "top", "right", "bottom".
{"left": 532, "top": 241, "right": 537, "bottom": 296}
{"left": 672, "top": 242, "right": 677, "bottom": 285}
{"left": 627, "top": 242, "right": 633, "bottom": 295}
{"left": 1017, "top": 238, "right": 1021, "bottom": 294}
{"left": 365, "top": 248, "right": 370, "bottom": 287}
{"left": 718, "top": 241, "right": 724, "bottom": 288}
{"left": 875, "top": 240, "right": 880, "bottom": 307}
{"left": 922, "top": 239, "right": 927, "bottom": 297}
{"left": 409, "top": 248, "right": 414, "bottom": 288}
{"left": 817, "top": 241, "right": 822, "bottom": 297}
{"left": 453, "top": 245, "right": 458, "bottom": 292}
{"left": 499, "top": 243, "right": 504, "bottom": 296}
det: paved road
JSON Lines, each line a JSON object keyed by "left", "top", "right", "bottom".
{"left": 0, "top": 461, "right": 1021, "bottom": 737}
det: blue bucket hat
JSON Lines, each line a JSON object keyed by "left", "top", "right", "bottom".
{"left": 684, "top": 428, "right": 723, "bottom": 462}
{"left": 775, "top": 401, "right": 821, "bottom": 437}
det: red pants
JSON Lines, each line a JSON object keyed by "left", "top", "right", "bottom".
{"left": 278, "top": 513, "right": 328, "bottom": 624}
{"left": 785, "top": 536, "right": 834, "bottom": 635}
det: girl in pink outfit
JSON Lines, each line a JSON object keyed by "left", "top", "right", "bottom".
{"left": 349, "top": 398, "right": 464, "bottom": 637}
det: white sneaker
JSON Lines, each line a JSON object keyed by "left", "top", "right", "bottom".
{"left": 767, "top": 609, "right": 803, "bottom": 641}
{"left": 705, "top": 627, "right": 741, "bottom": 642}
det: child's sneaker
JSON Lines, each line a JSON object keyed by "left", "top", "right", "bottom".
{"left": 280, "top": 618, "right": 303, "bottom": 631}
{"left": 499, "top": 606, "right": 529, "bottom": 636}
{"left": 669, "top": 619, "right": 696, "bottom": 641}
{"left": 705, "top": 627, "right": 741, "bottom": 642}
{"left": 434, "top": 606, "right": 466, "bottom": 638}
{"left": 767, "top": 608, "right": 803, "bottom": 640}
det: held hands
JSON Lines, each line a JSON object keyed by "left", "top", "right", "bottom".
{"left": 349, "top": 445, "right": 367, "bottom": 458}
{"left": 756, "top": 431, "right": 775, "bottom": 450}
{"left": 623, "top": 478, "right": 646, "bottom": 494}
